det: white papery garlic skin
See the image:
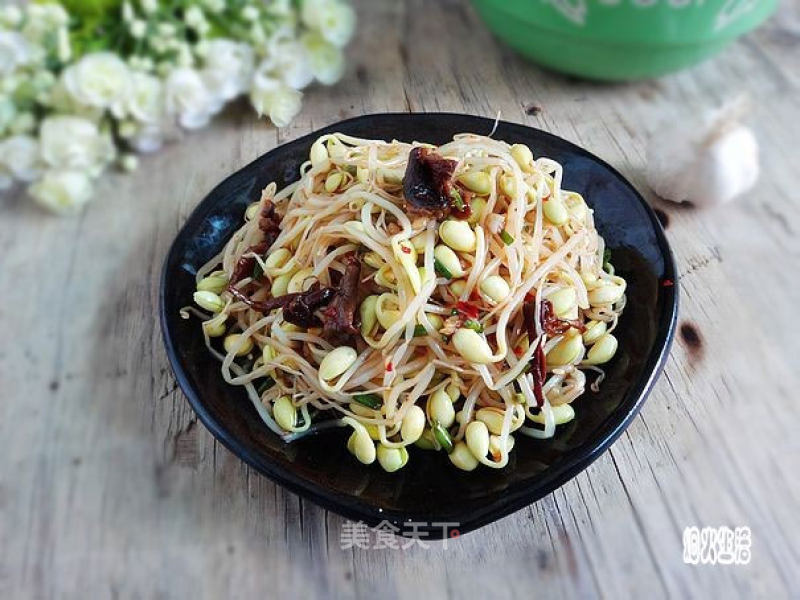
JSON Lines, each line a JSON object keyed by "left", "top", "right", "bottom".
{"left": 646, "top": 101, "right": 759, "bottom": 208}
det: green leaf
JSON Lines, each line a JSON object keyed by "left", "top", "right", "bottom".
{"left": 462, "top": 319, "right": 483, "bottom": 333}
{"left": 58, "top": 0, "right": 122, "bottom": 18}
{"left": 434, "top": 257, "right": 452, "bottom": 280}
{"left": 449, "top": 188, "right": 465, "bottom": 211}
{"left": 432, "top": 421, "right": 454, "bottom": 453}
{"left": 352, "top": 393, "right": 382, "bottom": 409}
{"left": 500, "top": 229, "right": 514, "bottom": 245}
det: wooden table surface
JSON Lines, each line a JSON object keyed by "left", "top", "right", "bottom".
{"left": 2, "top": 1, "right": 799, "bottom": 598}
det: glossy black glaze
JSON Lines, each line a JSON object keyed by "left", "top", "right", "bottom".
{"left": 160, "top": 113, "right": 678, "bottom": 538}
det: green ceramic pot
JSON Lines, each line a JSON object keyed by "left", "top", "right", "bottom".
{"left": 470, "top": 0, "right": 778, "bottom": 80}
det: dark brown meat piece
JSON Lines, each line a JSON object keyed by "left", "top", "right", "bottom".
{"left": 228, "top": 200, "right": 283, "bottom": 286}
{"left": 229, "top": 240, "right": 270, "bottom": 285}
{"left": 522, "top": 301, "right": 546, "bottom": 407}
{"left": 321, "top": 253, "right": 361, "bottom": 345}
{"left": 228, "top": 283, "right": 336, "bottom": 329}
{"left": 402, "top": 148, "right": 458, "bottom": 219}
{"left": 259, "top": 200, "right": 282, "bottom": 247}
{"left": 284, "top": 285, "right": 336, "bottom": 328}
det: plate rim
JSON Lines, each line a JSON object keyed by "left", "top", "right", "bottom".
{"left": 159, "top": 112, "right": 679, "bottom": 537}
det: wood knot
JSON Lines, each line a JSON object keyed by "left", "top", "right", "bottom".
{"left": 679, "top": 322, "right": 703, "bottom": 359}
{"left": 525, "top": 103, "right": 542, "bottom": 116}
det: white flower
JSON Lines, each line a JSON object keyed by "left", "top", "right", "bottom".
{"left": 318, "top": 1, "right": 356, "bottom": 47}
{"left": 56, "top": 27, "right": 71, "bottom": 63}
{"left": 130, "top": 19, "right": 148, "bottom": 39}
{"left": 119, "top": 153, "right": 139, "bottom": 172}
{"left": 129, "top": 123, "right": 166, "bottom": 153}
{"left": 39, "top": 116, "right": 114, "bottom": 174}
{"left": 302, "top": 32, "right": 345, "bottom": 85}
{"left": 242, "top": 6, "right": 259, "bottom": 21}
{"left": 22, "top": 4, "right": 69, "bottom": 44}
{"left": 140, "top": 0, "right": 158, "bottom": 15}
{"left": 200, "top": 39, "right": 255, "bottom": 103}
{"left": 201, "top": 0, "right": 226, "bottom": 14}
{"left": 29, "top": 170, "right": 94, "bottom": 214}
{"left": 0, "top": 6, "right": 23, "bottom": 28}
{"left": 62, "top": 52, "right": 133, "bottom": 117}
{"left": 46, "top": 80, "right": 105, "bottom": 121}
{"left": 0, "top": 96, "right": 15, "bottom": 132}
{"left": 185, "top": 6, "right": 209, "bottom": 35}
{"left": 127, "top": 72, "right": 164, "bottom": 124}
{"left": 0, "top": 135, "right": 40, "bottom": 182}
{"left": 164, "top": 68, "right": 216, "bottom": 130}
{"left": 122, "top": 1, "right": 135, "bottom": 22}
{"left": 302, "top": 0, "right": 356, "bottom": 47}
{"left": 0, "top": 32, "right": 32, "bottom": 76}
{"left": 271, "top": 40, "right": 314, "bottom": 90}
{"left": 250, "top": 74, "right": 302, "bottom": 128}
{"left": 10, "top": 111, "right": 36, "bottom": 135}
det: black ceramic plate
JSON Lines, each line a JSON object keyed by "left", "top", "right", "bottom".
{"left": 160, "top": 113, "right": 678, "bottom": 538}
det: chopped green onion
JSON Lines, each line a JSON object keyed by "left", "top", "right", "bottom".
{"left": 500, "top": 229, "right": 515, "bottom": 245}
{"left": 449, "top": 188, "right": 465, "bottom": 211}
{"left": 252, "top": 253, "right": 268, "bottom": 280}
{"left": 434, "top": 257, "right": 453, "bottom": 279}
{"left": 413, "top": 324, "right": 427, "bottom": 337}
{"left": 462, "top": 319, "right": 484, "bottom": 333}
{"left": 432, "top": 421, "right": 454, "bottom": 453}
{"left": 352, "top": 393, "right": 382, "bottom": 409}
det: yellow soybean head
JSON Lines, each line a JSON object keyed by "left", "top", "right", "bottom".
{"left": 546, "top": 330, "right": 584, "bottom": 366}
{"left": 439, "top": 220, "right": 476, "bottom": 253}
{"left": 400, "top": 405, "right": 426, "bottom": 443}
{"left": 510, "top": 144, "right": 534, "bottom": 172}
{"left": 376, "top": 444, "right": 409, "bottom": 473}
{"left": 583, "top": 333, "right": 618, "bottom": 365}
{"left": 271, "top": 272, "right": 292, "bottom": 297}
{"left": 273, "top": 395, "right": 296, "bottom": 431}
{"left": 359, "top": 295, "right": 379, "bottom": 338}
{"left": 197, "top": 271, "right": 229, "bottom": 294}
{"left": 465, "top": 420, "right": 490, "bottom": 460}
{"left": 448, "top": 441, "right": 479, "bottom": 471}
{"left": 319, "top": 346, "right": 358, "bottom": 381}
{"left": 582, "top": 320, "right": 607, "bottom": 345}
{"left": 458, "top": 170, "right": 492, "bottom": 195}
{"left": 223, "top": 333, "right": 253, "bottom": 357}
{"left": 428, "top": 388, "right": 455, "bottom": 428}
{"left": 193, "top": 290, "right": 225, "bottom": 313}
{"left": 453, "top": 328, "right": 493, "bottom": 364}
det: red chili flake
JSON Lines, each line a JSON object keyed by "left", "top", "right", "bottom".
{"left": 456, "top": 300, "right": 480, "bottom": 320}
{"left": 514, "top": 347, "right": 523, "bottom": 357}
{"left": 386, "top": 362, "right": 393, "bottom": 372}
{"left": 662, "top": 279, "right": 674, "bottom": 287}
{"left": 401, "top": 245, "right": 411, "bottom": 254}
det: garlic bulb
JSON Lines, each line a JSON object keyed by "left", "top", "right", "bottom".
{"left": 645, "top": 99, "right": 759, "bottom": 207}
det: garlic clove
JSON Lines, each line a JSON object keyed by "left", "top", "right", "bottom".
{"left": 645, "top": 98, "right": 759, "bottom": 208}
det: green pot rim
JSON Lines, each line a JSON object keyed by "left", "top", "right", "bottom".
{"left": 472, "top": 0, "right": 778, "bottom": 48}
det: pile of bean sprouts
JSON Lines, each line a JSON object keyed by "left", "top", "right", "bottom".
{"left": 187, "top": 133, "right": 627, "bottom": 472}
